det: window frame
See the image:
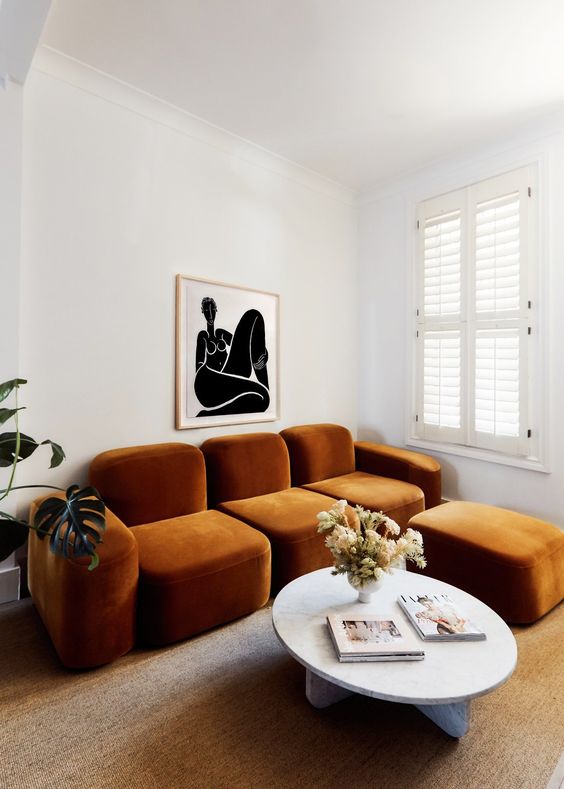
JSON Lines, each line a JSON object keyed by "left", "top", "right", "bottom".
{"left": 406, "top": 161, "right": 549, "bottom": 473}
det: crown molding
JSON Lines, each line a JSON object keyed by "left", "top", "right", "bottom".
{"left": 31, "top": 45, "right": 356, "bottom": 207}
{"left": 357, "top": 108, "right": 564, "bottom": 207}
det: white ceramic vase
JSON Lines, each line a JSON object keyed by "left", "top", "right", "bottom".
{"left": 348, "top": 574, "right": 384, "bottom": 603}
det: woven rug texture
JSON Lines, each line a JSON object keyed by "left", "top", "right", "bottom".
{"left": 0, "top": 597, "right": 563, "bottom": 789}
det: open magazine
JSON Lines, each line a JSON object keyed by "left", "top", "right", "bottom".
{"left": 398, "top": 593, "right": 486, "bottom": 641}
{"left": 326, "top": 613, "right": 425, "bottom": 662}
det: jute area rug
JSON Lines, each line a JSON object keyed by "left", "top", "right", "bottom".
{"left": 1, "top": 597, "right": 563, "bottom": 789}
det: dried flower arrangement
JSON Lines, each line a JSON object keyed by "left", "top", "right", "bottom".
{"left": 317, "top": 499, "right": 426, "bottom": 589}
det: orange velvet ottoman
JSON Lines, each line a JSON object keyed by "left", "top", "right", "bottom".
{"left": 409, "top": 501, "right": 564, "bottom": 623}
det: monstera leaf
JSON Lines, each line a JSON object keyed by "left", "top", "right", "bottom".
{"left": 34, "top": 486, "right": 106, "bottom": 571}
{"left": 0, "top": 515, "right": 29, "bottom": 562}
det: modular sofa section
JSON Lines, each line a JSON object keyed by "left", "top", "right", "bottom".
{"left": 28, "top": 499, "right": 139, "bottom": 669}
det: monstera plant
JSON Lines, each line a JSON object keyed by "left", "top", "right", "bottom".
{"left": 0, "top": 378, "right": 105, "bottom": 570}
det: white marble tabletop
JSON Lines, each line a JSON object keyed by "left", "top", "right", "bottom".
{"left": 272, "top": 568, "right": 517, "bottom": 706}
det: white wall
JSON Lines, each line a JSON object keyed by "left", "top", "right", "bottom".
{"left": 0, "top": 78, "right": 22, "bottom": 600}
{"left": 358, "top": 123, "right": 564, "bottom": 526}
{"left": 0, "top": 79, "right": 21, "bottom": 381}
{"left": 19, "top": 49, "right": 357, "bottom": 492}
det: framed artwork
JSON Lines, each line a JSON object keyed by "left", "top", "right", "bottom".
{"left": 176, "top": 275, "right": 280, "bottom": 429}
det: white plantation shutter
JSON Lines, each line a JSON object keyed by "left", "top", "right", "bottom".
{"left": 417, "top": 190, "right": 465, "bottom": 444}
{"left": 415, "top": 166, "right": 535, "bottom": 458}
{"left": 475, "top": 193, "right": 520, "bottom": 315}
{"left": 471, "top": 327, "right": 524, "bottom": 453}
{"left": 422, "top": 331, "right": 461, "bottom": 439}
{"left": 423, "top": 212, "right": 461, "bottom": 317}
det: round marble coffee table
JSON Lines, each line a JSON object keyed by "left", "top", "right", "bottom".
{"left": 272, "top": 568, "right": 517, "bottom": 737}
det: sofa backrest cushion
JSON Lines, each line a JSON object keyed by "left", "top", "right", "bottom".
{"left": 280, "top": 423, "right": 355, "bottom": 485}
{"left": 89, "top": 443, "right": 206, "bottom": 526}
{"left": 201, "top": 432, "right": 291, "bottom": 506}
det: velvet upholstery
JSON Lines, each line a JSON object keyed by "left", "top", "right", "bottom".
{"left": 131, "top": 511, "right": 271, "bottom": 645}
{"left": 219, "top": 488, "right": 337, "bottom": 593}
{"left": 303, "top": 471, "right": 424, "bottom": 528}
{"left": 355, "top": 442, "right": 442, "bottom": 509}
{"left": 280, "top": 424, "right": 438, "bottom": 523}
{"left": 279, "top": 423, "right": 355, "bottom": 486}
{"left": 409, "top": 501, "right": 564, "bottom": 623}
{"left": 202, "top": 433, "right": 291, "bottom": 507}
{"left": 90, "top": 442, "right": 206, "bottom": 526}
{"left": 28, "top": 441, "right": 272, "bottom": 668}
{"left": 27, "top": 428, "right": 442, "bottom": 668}
{"left": 28, "top": 497, "right": 138, "bottom": 669}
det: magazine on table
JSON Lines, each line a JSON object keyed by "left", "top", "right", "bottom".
{"left": 326, "top": 613, "right": 425, "bottom": 662}
{"left": 397, "top": 593, "right": 486, "bottom": 641}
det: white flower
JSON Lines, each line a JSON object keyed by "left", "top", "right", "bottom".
{"left": 405, "top": 527, "right": 423, "bottom": 545}
{"left": 317, "top": 502, "right": 425, "bottom": 586}
{"left": 336, "top": 533, "right": 352, "bottom": 551}
{"left": 384, "top": 516, "right": 400, "bottom": 536}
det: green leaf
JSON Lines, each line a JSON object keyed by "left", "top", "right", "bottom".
{"left": 0, "top": 432, "right": 39, "bottom": 468}
{"left": 0, "top": 518, "right": 30, "bottom": 561}
{"left": 0, "top": 407, "right": 25, "bottom": 426}
{"left": 33, "top": 486, "right": 106, "bottom": 569}
{"left": 40, "top": 439, "right": 66, "bottom": 468}
{"left": 0, "top": 379, "right": 27, "bottom": 404}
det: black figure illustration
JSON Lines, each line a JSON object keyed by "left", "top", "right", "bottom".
{"left": 194, "top": 297, "right": 270, "bottom": 416}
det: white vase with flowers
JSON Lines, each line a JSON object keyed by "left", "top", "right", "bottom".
{"left": 316, "top": 500, "right": 426, "bottom": 603}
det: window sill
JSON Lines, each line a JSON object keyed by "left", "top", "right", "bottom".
{"left": 406, "top": 436, "right": 550, "bottom": 473}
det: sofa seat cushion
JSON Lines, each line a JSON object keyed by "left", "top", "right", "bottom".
{"left": 303, "top": 471, "right": 424, "bottom": 528}
{"left": 131, "top": 510, "right": 271, "bottom": 645}
{"left": 219, "top": 487, "right": 337, "bottom": 593}
{"left": 408, "top": 501, "right": 564, "bottom": 623}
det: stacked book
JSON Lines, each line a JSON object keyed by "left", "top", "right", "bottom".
{"left": 397, "top": 593, "right": 486, "bottom": 642}
{"left": 326, "top": 613, "right": 425, "bottom": 662}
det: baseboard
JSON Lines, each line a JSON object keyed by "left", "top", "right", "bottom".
{"left": 0, "top": 566, "right": 21, "bottom": 604}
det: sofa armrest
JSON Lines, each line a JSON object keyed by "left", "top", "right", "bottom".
{"left": 28, "top": 497, "right": 139, "bottom": 668}
{"left": 354, "top": 442, "right": 442, "bottom": 509}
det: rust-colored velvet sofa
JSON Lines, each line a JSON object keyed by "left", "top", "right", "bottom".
{"left": 27, "top": 427, "right": 440, "bottom": 668}
{"left": 28, "top": 498, "right": 139, "bottom": 670}
{"left": 201, "top": 432, "right": 338, "bottom": 594}
{"left": 28, "top": 442, "right": 271, "bottom": 668}
{"left": 280, "top": 423, "right": 442, "bottom": 522}
{"left": 201, "top": 426, "right": 441, "bottom": 594}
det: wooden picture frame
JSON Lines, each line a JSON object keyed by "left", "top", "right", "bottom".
{"left": 176, "top": 275, "right": 280, "bottom": 429}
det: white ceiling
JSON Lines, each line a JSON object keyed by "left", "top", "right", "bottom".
{"left": 40, "top": 0, "right": 564, "bottom": 191}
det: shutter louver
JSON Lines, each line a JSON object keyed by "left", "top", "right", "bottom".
{"left": 474, "top": 330, "right": 520, "bottom": 439}
{"left": 415, "top": 166, "right": 533, "bottom": 460}
{"left": 424, "top": 212, "right": 461, "bottom": 317}
{"left": 423, "top": 331, "right": 461, "bottom": 430}
{"left": 475, "top": 192, "right": 520, "bottom": 315}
